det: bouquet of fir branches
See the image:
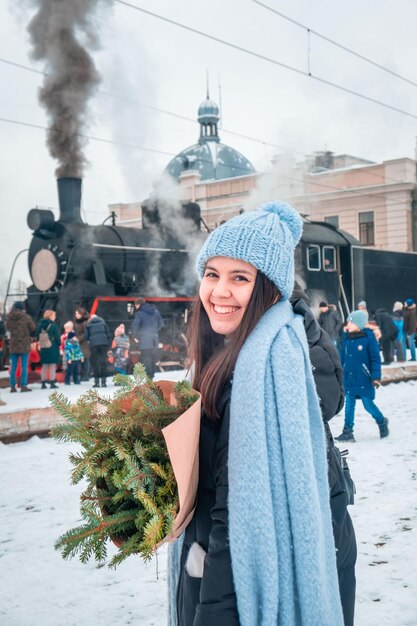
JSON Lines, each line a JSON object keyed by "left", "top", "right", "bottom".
{"left": 51, "top": 364, "right": 200, "bottom": 568}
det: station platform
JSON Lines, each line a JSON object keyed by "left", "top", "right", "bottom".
{"left": 1, "top": 363, "right": 416, "bottom": 443}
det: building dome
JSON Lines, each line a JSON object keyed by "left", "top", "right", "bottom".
{"left": 163, "top": 95, "right": 256, "bottom": 182}
{"left": 198, "top": 98, "right": 220, "bottom": 124}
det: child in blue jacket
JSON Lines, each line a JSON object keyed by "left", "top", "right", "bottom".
{"left": 64, "top": 331, "right": 84, "bottom": 385}
{"left": 336, "top": 310, "right": 389, "bottom": 442}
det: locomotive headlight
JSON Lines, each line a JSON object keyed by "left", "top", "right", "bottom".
{"left": 27, "top": 208, "right": 55, "bottom": 231}
{"left": 31, "top": 246, "right": 67, "bottom": 292}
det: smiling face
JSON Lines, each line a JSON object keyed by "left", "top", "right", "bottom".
{"left": 199, "top": 256, "right": 257, "bottom": 337}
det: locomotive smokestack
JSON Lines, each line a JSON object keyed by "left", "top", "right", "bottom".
{"left": 57, "top": 177, "right": 83, "bottom": 224}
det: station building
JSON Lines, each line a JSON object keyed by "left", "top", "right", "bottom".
{"left": 110, "top": 97, "right": 417, "bottom": 253}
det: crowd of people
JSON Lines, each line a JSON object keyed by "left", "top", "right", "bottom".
{"left": 318, "top": 298, "right": 417, "bottom": 365}
{"left": 1, "top": 298, "right": 165, "bottom": 392}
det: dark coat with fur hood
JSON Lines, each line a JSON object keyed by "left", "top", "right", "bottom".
{"left": 6, "top": 308, "right": 35, "bottom": 354}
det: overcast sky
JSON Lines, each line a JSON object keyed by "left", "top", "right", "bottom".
{"left": 2, "top": 0, "right": 417, "bottom": 297}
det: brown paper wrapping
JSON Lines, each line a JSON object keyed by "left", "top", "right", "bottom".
{"left": 159, "top": 380, "right": 201, "bottom": 542}
{"left": 103, "top": 380, "right": 201, "bottom": 550}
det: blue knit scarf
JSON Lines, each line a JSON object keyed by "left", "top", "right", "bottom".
{"left": 168, "top": 300, "right": 344, "bottom": 626}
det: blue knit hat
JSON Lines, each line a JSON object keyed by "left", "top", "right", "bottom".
{"left": 406, "top": 298, "right": 415, "bottom": 307}
{"left": 195, "top": 201, "right": 303, "bottom": 300}
{"left": 348, "top": 310, "right": 368, "bottom": 330}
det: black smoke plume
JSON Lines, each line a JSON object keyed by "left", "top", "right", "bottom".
{"left": 27, "top": 0, "right": 108, "bottom": 177}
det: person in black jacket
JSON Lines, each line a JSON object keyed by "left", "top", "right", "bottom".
{"left": 131, "top": 298, "right": 164, "bottom": 379}
{"left": 374, "top": 308, "right": 398, "bottom": 365}
{"left": 173, "top": 203, "right": 348, "bottom": 626}
{"left": 84, "top": 314, "right": 111, "bottom": 387}
{"left": 293, "top": 297, "right": 356, "bottom": 626}
{"left": 318, "top": 301, "right": 342, "bottom": 348}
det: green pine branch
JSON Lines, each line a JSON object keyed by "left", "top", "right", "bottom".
{"left": 51, "top": 374, "right": 198, "bottom": 567}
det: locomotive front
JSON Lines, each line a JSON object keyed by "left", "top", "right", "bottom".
{"left": 27, "top": 177, "right": 203, "bottom": 324}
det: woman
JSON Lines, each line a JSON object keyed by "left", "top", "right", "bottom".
{"left": 36, "top": 309, "right": 60, "bottom": 389}
{"left": 169, "top": 202, "right": 346, "bottom": 626}
{"left": 74, "top": 307, "right": 91, "bottom": 381}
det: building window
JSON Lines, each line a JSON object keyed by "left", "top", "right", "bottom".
{"left": 358, "top": 211, "right": 375, "bottom": 245}
{"left": 323, "top": 246, "right": 337, "bottom": 271}
{"left": 324, "top": 215, "right": 339, "bottom": 228}
{"left": 307, "top": 245, "right": 321, "bottom": 271}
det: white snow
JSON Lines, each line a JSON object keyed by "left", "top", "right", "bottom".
{"left": 0, "top": 378, "right": 416, "bottom": 625}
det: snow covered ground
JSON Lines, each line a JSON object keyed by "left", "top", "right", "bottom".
{"left": 0, "top": 377, "right": 416, "bottom": 625}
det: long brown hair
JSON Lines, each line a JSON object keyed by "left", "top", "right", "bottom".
{"left": 187, "top": 271, "right": 281, "bottom": 420}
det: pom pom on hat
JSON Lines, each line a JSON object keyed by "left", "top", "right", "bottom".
{"left": 348, "top": 310, "right": 368, "bottom": 330}
{"left": 260, "top": 201, "right": 303, "bottom": 244}
{"left": 195, "top": 201, "right": 303, "bottom": 300}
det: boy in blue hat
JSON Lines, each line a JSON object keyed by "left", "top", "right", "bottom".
{"left": 336, "top": 310, "right": 389, "bottom": 441}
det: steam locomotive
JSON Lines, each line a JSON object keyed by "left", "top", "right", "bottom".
{"left": 24, "top": 177, "right": 417, "bottom": 359}
{"left": 25, "top": 177, "right": 206, "bottom": 361}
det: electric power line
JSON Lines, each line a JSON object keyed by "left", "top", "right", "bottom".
{"left": 1, "top": 111, "right": 412, "bottom": 219}
{"left": 0, "top": 114, "right": 257, "bottom": 175}
{"left": 0, "top": 115, "right": 174, "bottom": 157}
{"left": 251, "top": 0, "right": 417, "bottom": 89}
{"left": 0, "top": 57, "right": 296, "bottom": 154}
{"left": 114, "top": 0, "right": 417, "bottom": 121}
{"left": 1, "top": 113, "right": 415, "bottom": 195}
{"left": 0, "top": 55, "right": 413, "bottom": 187}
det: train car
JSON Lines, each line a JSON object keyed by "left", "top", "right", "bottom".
{"left": 350, "top": 246, "right": 417, "bottom": 314}
{"left": 298, "top": 220, "right": 417, "bottom": 316}
{"left": 295, "top": 220, "right": 358, "bottom": 316}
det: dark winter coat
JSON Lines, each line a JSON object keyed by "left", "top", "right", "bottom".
{"left": 177, "top": 299, "right": 356, "bottom": 626}
{"left": 341, "top": 328, "right": 381, "bottom": 400}
{"left": 294, "top": 299, "right": 344, "bottom": 430}
{"left": 318, "top": 307, "right": 342, "bottom": 341}
{"left": 6, "top": 308, "right": 35, "bottom": 354}
{"left": 84, "top": 316, "right": 111, "bottom": 348}
{"left": 374, "top": 308, "right": 398, "bottom": 341}
{"left": 131, "top": 303, "right": 164, "bottom": 350}
{"left": 36, "top": 319, "right": 60, "bottom": 364}
{"left": 74, "top": 317, "right": 91, "bottom": 358}
{"left": 403, "top": 304, "right": 417, "bottom": 335}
